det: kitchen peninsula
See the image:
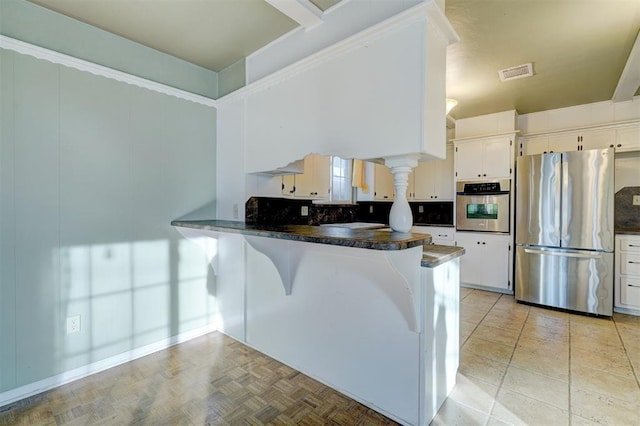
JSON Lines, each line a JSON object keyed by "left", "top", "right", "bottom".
{"left": 172, "top": 219, "right": 464, "bottom": 425}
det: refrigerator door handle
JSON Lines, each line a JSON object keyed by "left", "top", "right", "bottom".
{"left": 523, "top": 248, "right": 603, "bottom": 259}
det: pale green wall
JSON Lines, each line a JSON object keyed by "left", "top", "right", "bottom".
{"left": 218, "top": 59, "right": 247, "bottom": 98}
{"left": 0, "top": 0, "right": 219, "bottom": 98}
{"left": 0, "top": 48, "right": 217, "bottom": 393}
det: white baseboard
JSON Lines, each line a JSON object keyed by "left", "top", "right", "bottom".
{"left": 0, "top": 323, "right": 218, "bottom": 409}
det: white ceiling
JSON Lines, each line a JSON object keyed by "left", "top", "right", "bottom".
{"left": 27, "top": 0, "right": 640, "bottom": 119}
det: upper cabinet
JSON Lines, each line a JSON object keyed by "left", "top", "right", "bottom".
{"left": 454, "top": 136, "right": 513, "bottom": 180}
{"left": 616, "top": 126, "right": 640, "bottom": 152}
{"left": 372, "top": 144, "right": 454, "bottom": 201}
{"left": 281, "top": 154, "right": 331, "bottom": 199}
{"left": 412, "top": 145, "right": 455, "bottom": 200}
{"left": 520, "top": 125, "right": 640, "bottom": 156}
{"left": 374, "top": 163, "right": 395, "bottom": 201}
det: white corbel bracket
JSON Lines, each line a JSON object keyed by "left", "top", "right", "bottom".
{"left": 243, "top": 236, "right": 303, "bottom": 296}
{"left": 174, "top": 227, "right": 219, "bottom": 275}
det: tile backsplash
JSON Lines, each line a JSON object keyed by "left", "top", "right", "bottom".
{"left": 615, "top": 186, "right": 640, "bottom": 232}
{"left": 246, "top": 197, "right": 358, "bottom": 225}
{"left": 245, "top": 197, "right": 454, "bottom": 227}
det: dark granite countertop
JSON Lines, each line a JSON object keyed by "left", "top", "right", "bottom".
{"left": 421, "top": 245, "right": 465, "bottom": 268}
{"left": 172, "top": 220, "right": 431, "bottom": 251}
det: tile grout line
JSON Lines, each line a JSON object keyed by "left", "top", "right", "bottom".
{"left": 459, "top": 289, "right": 500, "bottom": 348}
{"left": 568, "top": 315, "right": 573, "bottom": 426}
{"left": 484, "top": 295, "right": 531, "bottom": 425}
{"left": 612, "top": 316, "right": 640, "bottom": 389}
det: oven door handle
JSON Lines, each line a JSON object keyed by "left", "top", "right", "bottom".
{"left": 456, "top": 191, "right": 510, "bottom": 196}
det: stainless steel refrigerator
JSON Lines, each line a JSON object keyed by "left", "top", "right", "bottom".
{"left": 515, "top": 148, "right": 614, "bottom": 315}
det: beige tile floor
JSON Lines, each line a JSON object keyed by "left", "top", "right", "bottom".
{"left": 432, "top": 288, "right": 640, "bottom": 426}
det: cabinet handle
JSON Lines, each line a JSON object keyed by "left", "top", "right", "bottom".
{"left": 482, "top": 242, "right": 486, "bottom": 245}
{"left": 617, "top": 144, "right": 622, "bottom": 148}
{"left": 383, "top": 196, "right": 389, "bottom": 199}
{"left": 434, "top": 196, "right": 438, "bottom": 199}
{"left": 629, "top": 244, "right": 640, "bottom": 247}
{"left": 483, "top": 174, "right": 487, "bottom": 177}
{"left": 610, "top": 144, "right": 614, "bottom": 148}
{"left": 477, "top": 174, "right": 481, "bottom": 177}
{"left": 629, "top": 261, "right": 640, "bottom": 264}
{"left": 477, "top": 242, "right": 480, "bottom": 244}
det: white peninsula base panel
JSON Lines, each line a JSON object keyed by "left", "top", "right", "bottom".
{"left": 176, "top": 227, "right": 460, "bottom": 425}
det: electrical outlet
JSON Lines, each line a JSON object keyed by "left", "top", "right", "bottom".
{"left": 633, "top": 195, "right": 640, "bottom": 206}
{"left": 232, "top": 204, "right": 239, "bottom": 219}
{"left": 369, "top": 206, "right": 374, "bottom": 214}
{"left": 418, "top": 205, "right": 424, "bottom": 213}
{"left": 66, "top": 315, "right": 81, "bottom": 334}
{"left": 301, "top": 206, "right": 309, "bottom": 216}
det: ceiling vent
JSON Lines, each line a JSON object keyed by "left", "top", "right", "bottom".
{"left": 498, "top": 63, "right": 534, "bottom": 82}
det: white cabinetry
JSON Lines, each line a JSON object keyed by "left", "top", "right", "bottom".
{"left": 413, "top": 226, "right": 455, "bottom": 246}
{"left": 454, "top": 136, "right": 513, "bottom": 180}
{"left": 372, "top": 145, "right": 455, "bottom": 201}
{"left": 373, "top": 163, "right": 395, "bottom": 201}
{"left": 520, "top": 126, "right": 640, "bottom": 156}
{"left": 455, "top": 232, "right": 512, "bottom": 293}
{"left": 616, "top": 126, "right": 640, "bottom": 152}
{"left": 281, "top": 154, "right": 331, "bottom": 199}
{"left": 615, "top": 234, "right": 640, "bottom": 315}
{"left": 412, "top": 145, "right": 455, "bottom": 200}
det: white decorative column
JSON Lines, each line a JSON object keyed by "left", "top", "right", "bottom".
{"left": 384, "top": 155, "right": 420, "bottom": 232}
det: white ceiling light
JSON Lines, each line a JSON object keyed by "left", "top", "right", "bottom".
{"left": 498, "top": 63, "right": 534, "bottom": 82}
{"left": 446, "top": 98, "right": 458, "bottom": 114}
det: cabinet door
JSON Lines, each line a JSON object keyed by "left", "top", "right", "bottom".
{"left": 455, "top": 233, "right": 485, "bottom": 286}
{"left": 313, "top": 155, "right": 331, "bottom": 199}
{"left": 482, "top": 137, "right": 512, "bottom": 178}
{"left": 548, "top": 133, "right": 580, "bottom": 153}
{"left": 412, "top": 161, "right": 435, "bottom": 200}
{"left": 374, "top": 163, "right": 394, "bottom": 200}
{"left": 293, "top": 155, "right": 315, "bottom": 198}
{"left": 434, "top": 145, "right": 454, "bottom": 200}
{"left": 482, "top": 237, "right": 511, "bottom": 291}
{"left": 456, "top": 233, "right": 511, "bottom": 290}
{"left": 407, "top": 169, "right": 416, "bottom": 199}
{"left": 522, "top": 137, "right": 549, "bottom": 156}
{"left": 282, "top": 175, "right": 296, "bottom": 196}
{"left": 294, "top": 154, "right": 330, "bottom": 199}
{"left": 455, "top": 142, "right": 484, "bottom": 180}
{"left": 616, "top": 126, "right": 640, "bottom": 152}
{"left": 581, "top": 129, "right": 615, "bottom": 151}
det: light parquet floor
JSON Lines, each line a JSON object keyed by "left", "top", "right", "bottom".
{"left": 2, "top": 289, "right": 640, "bottom": 425}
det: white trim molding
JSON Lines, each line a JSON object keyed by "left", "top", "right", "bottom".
{"left": 0, "top": 324, "right": 218, "bottom": 409}
{"left": 0, "top": 35, "right": 218, "bottom": 108}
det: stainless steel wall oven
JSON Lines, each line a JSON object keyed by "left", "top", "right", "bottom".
{"left": 456, "top": 179, "right": 510, "bottom": 233}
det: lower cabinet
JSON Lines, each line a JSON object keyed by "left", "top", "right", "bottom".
{"left": 413, "top": 226, "right": 455, "bottom": 246}
{"left": 615, "top": 234, "right": 640, "bottom": 315}
{"left": 455, "top": 232, "right": 512, "bottom": 293}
